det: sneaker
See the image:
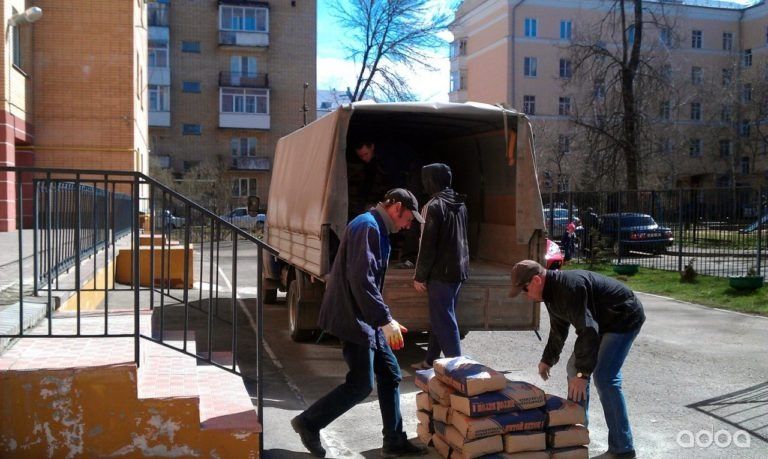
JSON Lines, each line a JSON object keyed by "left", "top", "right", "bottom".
{"left": 410, "top": 361, "right": 432, "bottom": 370}
{"left": 291, "top": 415, "right": 326, "bottom": 458}
{"left": 382, "top": 436, "right": 428, "bottom": 458}
{"left": 592, "top": 450, "right": 637, "bottom": 459}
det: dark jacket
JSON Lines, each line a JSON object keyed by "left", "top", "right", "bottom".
{"left": 317, "top": 209, "right": 393, "bottom": 348}
{"left": 540, "top": 270, "right": 645, "bottom": 374}
{"left": 414, "top": 164, "right": 469, "bottom": 283}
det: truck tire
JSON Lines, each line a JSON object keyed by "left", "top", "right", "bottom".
{"left": 287, "top": 279, "right": 317, "bottom": 342}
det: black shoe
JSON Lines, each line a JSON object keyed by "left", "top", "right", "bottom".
{"left": 613, "top": 451, "right": 636, "bottom": 459}
{"left": 291, "top": 415, "right": 326, "bottom": 458}
{"left": 382, "top": 435, "right": 428, "bottom": 458}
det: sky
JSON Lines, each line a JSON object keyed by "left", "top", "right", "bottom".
{"left": 316, "top": 0, "right": 455, "bottom": 102}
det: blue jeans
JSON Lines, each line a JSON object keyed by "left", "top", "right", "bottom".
{"left": 300, "top": 339, "right": 404, "bottom": 443}
{"left": 425, "top": 281, "right": 463, "bottom": 365}
{"left": 566, "top": 328, "right": 641, "bottom": 454}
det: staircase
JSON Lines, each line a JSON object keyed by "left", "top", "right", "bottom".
{"left": 0, "top": 313, "right": 261, "bottom": 458}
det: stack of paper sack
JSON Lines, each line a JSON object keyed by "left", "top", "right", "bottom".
{"left": 414, "top": 356, "right": 591, "bottom": 459}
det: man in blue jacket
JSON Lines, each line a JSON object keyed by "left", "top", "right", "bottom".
{"left": 291, "top": 189, "right": 427, "bottom": 458}
{"left": 411, "top": 163, "right": 469, "bottom": 370}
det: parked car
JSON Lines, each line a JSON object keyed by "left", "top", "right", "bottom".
{"left": 153, "top": 209, "right": 185, "bottom": 229}
{"left": 739, "top": 214, "right": 768, "bottom": 233}
{"left": 598, "top": 213, "right": 674, "bottom": 255}
{"left": 220, "top": 207, "right": 266, "bottom": 230}
{"left": 545, "top": 238, "right": 565, "bottom": 270}
{"left": 543, "top": 207, "right": 583, "bottom": 238}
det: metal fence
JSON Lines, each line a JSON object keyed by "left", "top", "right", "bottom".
{"left": 543, "top": 187, "right": 767, "bottom": 278}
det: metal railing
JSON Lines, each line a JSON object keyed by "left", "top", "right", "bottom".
{"left": 219, "top": 71, "right": 269, "bottom": 88}
{"left": 543, "top": 187, "right": 767, "bottom": 278}
{"left": 1, "top": 167, "right": 277, "bottom": 453}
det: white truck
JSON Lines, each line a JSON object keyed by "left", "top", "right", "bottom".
{"left": 263, "top": 102, "right": 546, "bottom": 341}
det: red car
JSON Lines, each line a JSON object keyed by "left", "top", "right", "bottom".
{"left": 545, "top": 238, "right": 565, "bottom": 270}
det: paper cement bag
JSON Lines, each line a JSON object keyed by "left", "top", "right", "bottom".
{"left": 504, "top": 430, "right": 547, "bottom": 453}
{"left": 416, "top": 410, "right": 432, "bottom": 429}
{"left": 546, "top": 425, "right": 590, "bottom": 448}
{"left": 417, "top": 391, "right": 434, "bottom": 412}
{"left": 451, "top": 410, "right": 546, "bottom": 440}
{"left": 429, "top": 374, "right": 457, "bottom": 406}
{"left": 550, "top": 446, "right": 589, "bottom": 459}
{"left": 480, "top": 452, "right": 549, "bottom": 459}
{"left": 544, "top": 394, "right": 586, "bottom": 427}
{"left": 451, "top": 381, "right": 546, "bottom": 417}
{"left": 434, "top": 404, "right": 453, "bottom": 424}
{"left": 433, "top": 433, "right": 453, "bottom": 459}
{"left": 433, "top": 356, "right": 508, "bottom": 396}
{"left": 417, "top": 422, "right": 433, "bottom": 446}
{"left": 415, "top": 368, "right": 436, "bottom": 392}
{"left": 444, "top": 425, "right": 504, "bottom": 458}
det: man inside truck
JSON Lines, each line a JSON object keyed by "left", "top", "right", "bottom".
{"left": 291, "top": 188, "right": 428, "bottom": 458}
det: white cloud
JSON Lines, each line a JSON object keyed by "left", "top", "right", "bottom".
{"left": 317, "top": 55, "right": 450, "bottom": 102}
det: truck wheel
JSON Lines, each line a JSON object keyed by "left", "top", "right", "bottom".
{"left": 288, "top": 280, "right": 316, "bottom": 342}
{"left": 264, "top": 288, "right": 278, "bottom": 304}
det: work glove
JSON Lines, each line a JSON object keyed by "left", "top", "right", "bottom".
{"left": 381, "top": 319, "right": 408, "bottom": 350}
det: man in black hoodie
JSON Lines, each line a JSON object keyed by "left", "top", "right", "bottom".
{"left": 411, "top": 163, "right": 469, "bottom": 369}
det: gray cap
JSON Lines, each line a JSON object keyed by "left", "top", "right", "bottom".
{"left": 509, "top": 260, "right": 545, "bottom": 297}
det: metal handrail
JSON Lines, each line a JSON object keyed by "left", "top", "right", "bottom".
{"left": 1, "top": 166, "right": 276, "bottom": 455}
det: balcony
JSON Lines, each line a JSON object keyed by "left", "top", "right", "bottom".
{"left": 232, "top": 156, "right": 271, "bottom": 171}
{"left": 219, "top": 87, "right": 270, "bottom": 130}
{"left": 149, "top": 111, "right": 171, "bottom": 127}
{"left": 219, "top": 72, "right": 269, "bottom": 88}
{"left": 220, "top": 113, "right": 270, "bottom": 130}
{"left": 148, "top": 3, "right": 169, "bottom": 27}
{"left": 219, "top": 30, "right": 269, "bottom": 47}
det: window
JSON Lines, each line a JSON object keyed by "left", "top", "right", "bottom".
{"left": 232, "top": 178, "right": 257, "bottom": 197}
{"left": 181, "top": 81, "right": 200, "bottom": 93}
{"left": 722, "top": 68, "right": 732, "bottom": 86}
{"left": 148, "top": 39, "right": 169, "bottom": 67}
{"left": 723, "top": 32, "right": 733, "bottom": 51}
{"left": 181, "top": 41, "right": 201, "bottom": 53}
{"left": 524, "top": 57, "right": 537, "bottom": 77}
{"left": 721, "top": 104, "right": 732, "bottom": 122}
{"left": 659, "top": 138, "right": 672, "bottom": 155}
{"left": 660, "top": 27, "right": 672, "bottom": 47}
{"left": 594, "top": 79, "right": 605, "bottom": 99}
{"left": 220, "top": 88, "right": 269, "bottom": 114}
{"left": 740, "top": 119, "right": 751, "bottom": 137}
{"left": 741, "top": 83, "right": 752, "bottom": 102}
{"left": 558, "top": 97, "right": 571, "bottom": 116}
{"left": 660, "top": 100, "right": 671, "bottom": 120}
{"left": 741, "top": 156, "right": 750, "bottom": 174}
{"left": 691, "top": 30, "right": 702, "bottom": 49}
{"left": 560, "top": 20, "right": 572, "bottom": 40}
{"left": 149, "top": 85, "right": 170, "bottom": 112}
{"left": 559, "top": 59, "right": 572, "bottom": 79}
{"left": 523, "top": 95, "right": 536, "bottom": 115}
{"left": 231, "top": 137, "right": 258, "bottom": 157}
{"left": 450, "top": 70, "right": 467, "bottom": 92}
{"left": 689, "top": 139, "right": 702, "bottom": 157}
{"left": 627, "top": 24, "right": 635, "bottom": 44}
{"left": 182, "top": 124, "right": 201, "bottom": 135}
{"left": 148, "top": 2, "right": 169, "bottom": 26}
{"left": 220, "top": 5, "right": 269, "bottom": 33}
{"left": 690, "top": 102, "right": 701, "bottom": 121}
{"left": 691, "top": 66, "right": 703, "bottom": 85}
{"left": 450, "top": 38, "right": 467, "bottom": 58}
{"left": 743, "top": 49, "right": 752, "bottom": 67}
{"left": 524, "top": 18, "right": 537, "bottom": 37}
{"left": 558, "top": 135, "right": 571, "bottom": 155}
{"left": 719, "top": 139, "right": 732, "bottom": 157}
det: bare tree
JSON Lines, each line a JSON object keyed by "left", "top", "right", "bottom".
{"left": 332, "top": 0, "right": 452, "bottom": 102}
{"left": 566, "top": 0, "right": 679, "bottom": 191}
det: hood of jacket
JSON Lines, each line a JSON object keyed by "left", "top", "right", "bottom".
{"left": 422, "top": 163, "right": 452, "bottom": 196}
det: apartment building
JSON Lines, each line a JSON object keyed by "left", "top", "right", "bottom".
{"left": 0, "top": 0, "right": 148, "bottom": 230}
{"left": 147, "top": 0, "right": 316, "bottom": 211}
{"left": 449, "top": 0, "right": 768, "bottom": 190}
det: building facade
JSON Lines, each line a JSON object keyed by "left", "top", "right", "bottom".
{"left": 449, "top": 0, "right": 768, "bottom": 191}
{"left": 147, "top": 0, "right": 316, "bottom": 211}
{"left": 0, "top": 0, "right": 148, "bottom": 230}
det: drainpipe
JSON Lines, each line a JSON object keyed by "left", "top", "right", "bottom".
{"left": 509, "top": 0, "right": 527, "bottom": 106}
